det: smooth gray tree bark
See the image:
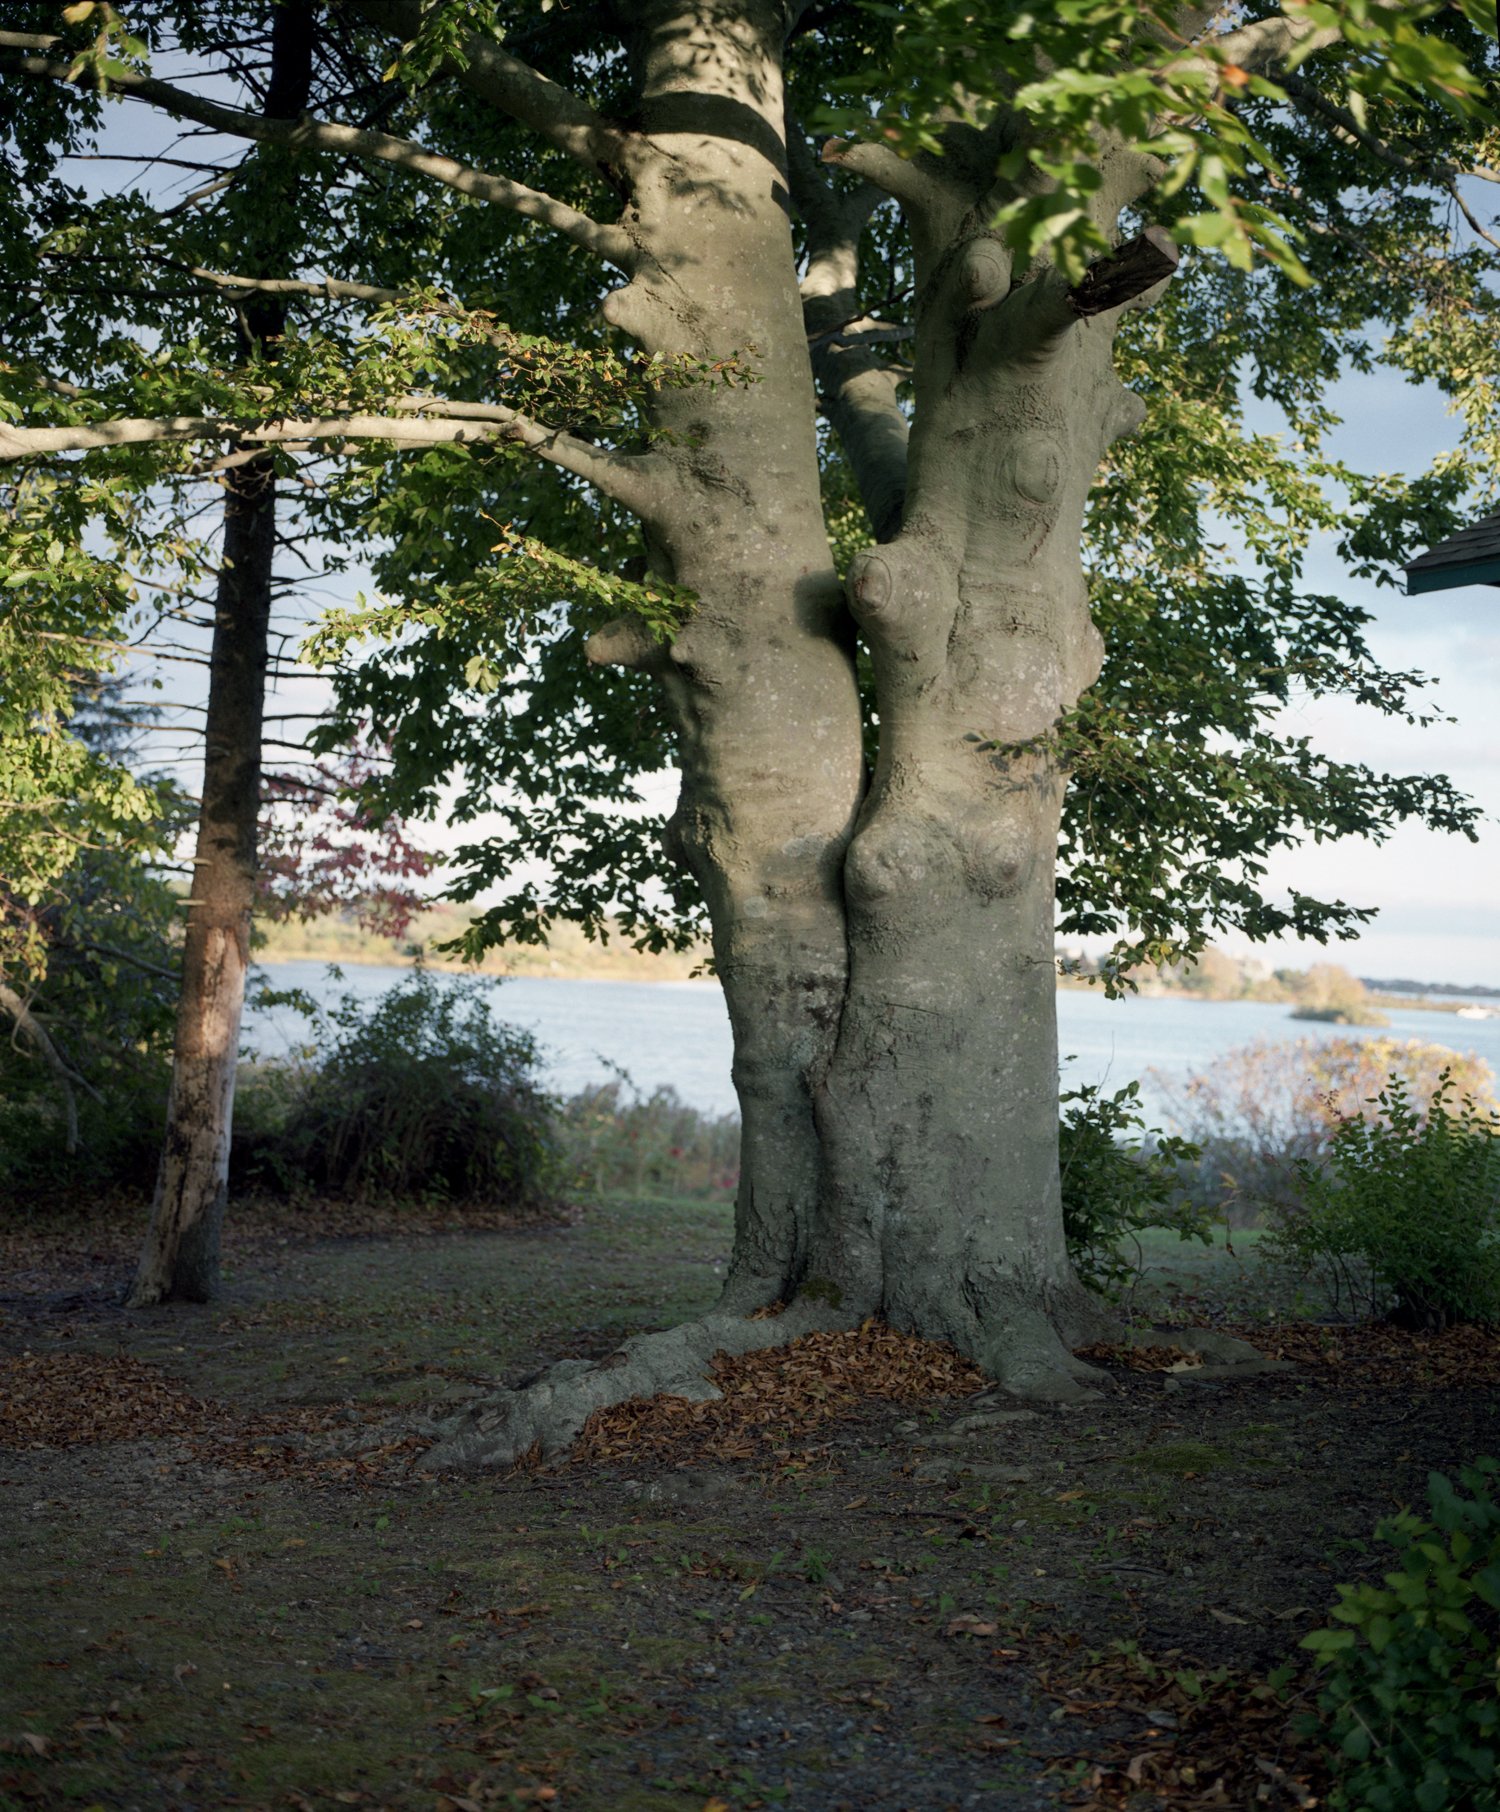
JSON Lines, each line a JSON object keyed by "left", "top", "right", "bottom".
{"left": 426, "top": 5, "right": 1198, "bottom": 1467}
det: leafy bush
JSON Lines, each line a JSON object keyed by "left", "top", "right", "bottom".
{"left": 1265, "top": 1071, "right": 1500, "bottom": 1328}
{"left": 0, "top": 1045, "right": 170, "bottom": 1203}
{"left": 557, "top": 1068, "right": 739, "bottom": 1200}
{"left": 0, "top": 849, "right": 181, "bottom": 1204}
{"left": 1152, "top": 1037, "right": 1497, "bottom": 1229}
{"left": 1302, "top": 1458, "right": 1500, "bottom": 1811}
{"left": 1059, "top": 1080, "right": 1212, "bottom": 1296}
{"left": 236, "top": 970, "right": 560, "bottom": 1210}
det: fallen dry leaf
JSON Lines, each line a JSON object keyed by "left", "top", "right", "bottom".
{"left": 944, "top": 1614, "right": 998, "bottom": 1638}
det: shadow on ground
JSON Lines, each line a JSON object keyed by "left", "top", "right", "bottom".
{"left": 2, "top": 1197, "right": 1494, "bottom": 1810}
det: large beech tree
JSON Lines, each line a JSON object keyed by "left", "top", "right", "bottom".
{"left": 2, "top": 0, "right": 1495, "bottom": 1457}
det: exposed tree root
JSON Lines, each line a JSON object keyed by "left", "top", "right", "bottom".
{"left": 424, "top": 1298, "right": 857, "bottom": 1472}
{"left": 1125, "top": 1325, "right": 1265, "bottom": 1364}
{"left": 423, "top": 1286, "right": 1286, "bottom": 1472}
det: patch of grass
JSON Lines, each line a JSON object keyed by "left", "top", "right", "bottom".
{"left": 1126, "top": 1439, "right": 1234, "bottom": 1476}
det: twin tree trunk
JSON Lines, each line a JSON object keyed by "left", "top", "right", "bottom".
{"left": 624, "top": 8, "right": 1149, "bottom": 1382}
{"left": 435, "top": 2, "right": 1174, "bottom": 1463}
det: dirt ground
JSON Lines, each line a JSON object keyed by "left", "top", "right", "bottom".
{"left": 2, "top": 1196, "right": 1496, "bottom": 1812}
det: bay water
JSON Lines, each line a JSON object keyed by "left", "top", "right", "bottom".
{"left": 246, "top": 961, "right": 1500, "bottom": 1127}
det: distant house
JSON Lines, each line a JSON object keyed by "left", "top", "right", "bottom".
{"left": 1404, "top": 510, "right": 1500, "bottom": 594}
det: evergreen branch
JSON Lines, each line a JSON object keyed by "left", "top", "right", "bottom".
{"left": 0, "top": 34, "right": 635, "bottom": 268}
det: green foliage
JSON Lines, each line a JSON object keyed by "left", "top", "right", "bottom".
{"left": 818, "top": 0, "right": 1493, "bottom": 282}
{"left": 1267, "top": 1071, "right": 1500, "bottom": 1329}
{"left": 1058, "top": 1080, "right": 1210, "bottom": 1296}
{"left": 0, "top": 668, "right": 187, "bottom": 1201}
{"left": 1039, "top": 262, "right": 1483, "bottom": 984}
{"left": 238, "top": 970, "right": 560, "bottom": 1211}
{"left": 3, "top": 0, "right": 1497, "bottom": 984}
{"left": 1302, "top": 1458, "right": 1500, "bottom": 1812}
{"left": 556, "top": 1070, "right": 739, "bottom": 1202}
{"left": 0, "top": 1027, "right": 170, "bottom": 1204}
{"left": 0, "top": 474, "right": 183, "bottom": 977}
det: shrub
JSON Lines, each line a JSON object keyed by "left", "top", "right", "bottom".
{"left": 1059, "top": 1081, "right": 1212, "bottom": 1297}
{"left": 0, "top": 1045, "right": 170, "bottom": 1204}
{"left": 1302, "top": 1458, "right": 1500, "bottom": 1812}
{"left": 237, "top": 970, "right": 560, "bottom": 1210}
{"left": 557, "top": 1068, "right": 739, "bottom": 1200}
{"left": 1265, "top": 1070, "right": 1500, "bottom": 1328}
{"left": 1152, "top": 1037, "right": 1497, "bottom": 1229}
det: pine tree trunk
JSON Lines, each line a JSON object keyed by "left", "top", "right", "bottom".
{"left": 125, "top": 0, "right": 313, "bottom": 1307}
{"left": 127, "top": 466, "right": 275, "bottom": 1305}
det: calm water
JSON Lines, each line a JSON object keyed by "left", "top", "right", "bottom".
{"left": 247, "top": 962, "right": 1500, "bottom": 1123}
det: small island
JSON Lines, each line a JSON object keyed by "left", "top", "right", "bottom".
{"left": 1287, "top": 965, "right": 1390, "bottom": 1027}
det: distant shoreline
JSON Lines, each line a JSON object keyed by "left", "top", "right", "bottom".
{"left": 258, "top": 951, "right": 721, "bottom": 986}
{"left": 253, "top": 940, "right": 1487, "bottom": 1013}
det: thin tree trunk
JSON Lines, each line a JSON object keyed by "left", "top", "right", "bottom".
{"left": 126, "top": 0, "right": 314, "bottom": 1307}
{"left": 126, "top": 466, "right": 275, "bottom": 1305}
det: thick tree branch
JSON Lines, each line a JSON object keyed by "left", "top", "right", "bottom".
{"left": 0, "top": 406, "right": 663, "bottom": 515}
{"left": 819, "top": 138, "right": 957, "bottom": 216}
{"left": 788, "top": 113, "right": 909, "bottom": 543}
{"left": 0, "top": 34, "right": 634, "bottom": 268}
{"left": 1068, "top": 226, "right": 1180, "bottom": 317}
{"left": 345, "top": 0, "right": 631, "bottom": 174}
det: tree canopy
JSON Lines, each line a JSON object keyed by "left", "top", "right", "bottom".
{"left": 1, "top": 0, "right": 1493, "bottom": 981}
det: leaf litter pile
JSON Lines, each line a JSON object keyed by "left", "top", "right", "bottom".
{"left": 572, "top": 1320, "right": 989, "bottom": 1466}
{"left": 0, "top": 1351, "right": 427, "bottom": 1481}
{"left": 1031, "top": 1631, "right": 1325, "bottom": 1812}
{"left": 1225, "top": 1318, "right": 1500, "bottom": 1387}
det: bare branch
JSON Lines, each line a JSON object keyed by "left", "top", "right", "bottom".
{"left": 0, "top": 405, "right": 664, "bottom": 515}
{"left": 346, "top": 0, "right": 631, "bottom": 175}
{"left": 1280, "top": 69, "right": 1500, "bottom": 188}
{"left": 184, "top": 267, "right": 418, "bottom": 304}
{"left": 0, "top": 34, "right": 634, "bottom": 267}
{"left": 0, "top": 980, "right": 101, "bottom": 1153}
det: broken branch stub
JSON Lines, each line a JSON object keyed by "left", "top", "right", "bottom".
{"left": 1068, "top": 226, "right": 1180, "bottom": 318}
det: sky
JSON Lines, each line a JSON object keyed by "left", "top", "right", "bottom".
{"left": 72, "top": 75, "right": 1500, "bottom": 992}
{"left": 1209, "top": 367, "right": 1500, "bottom": 987}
